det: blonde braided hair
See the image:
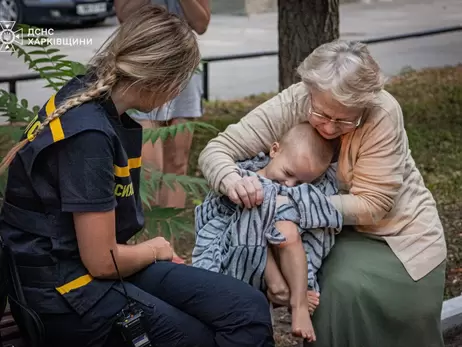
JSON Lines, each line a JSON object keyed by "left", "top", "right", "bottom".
{"left": 0, "top": 4, "right": 200, "bottom": 174}
{"left": 0, "top": 70, "right": 117, "bottom": 173}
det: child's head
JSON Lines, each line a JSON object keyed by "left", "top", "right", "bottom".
{"left": 262, "top": 122, "right": 335, "bottom": 187}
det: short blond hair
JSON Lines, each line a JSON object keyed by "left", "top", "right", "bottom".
{"left": 297, "top": 40, "right": 387, "bottom": 108}
{"left": 280, "top": 122, "right": 335, "bottom": 168}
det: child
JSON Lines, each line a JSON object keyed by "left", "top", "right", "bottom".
{"left": 193, "top": 122, "right": 342, "bottom": 342}
{"left": 257, "top": 122, "right": 336, "bottom": 341}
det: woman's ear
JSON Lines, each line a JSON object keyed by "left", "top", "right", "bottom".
{"left": 269, "top": 142, "right": 280, "bottom": 159}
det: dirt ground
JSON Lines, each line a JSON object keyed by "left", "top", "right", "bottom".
{"left": 444, "top": 325, "right": 462, "bottom": 347}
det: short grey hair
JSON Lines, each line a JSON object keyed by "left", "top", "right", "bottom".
{"left": 297, "top": 40, "right": 387, "bottom": 108}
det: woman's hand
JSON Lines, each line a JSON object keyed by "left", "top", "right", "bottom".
{"left": 145, "top": 237, "right": 173, "bottom": 261}
{"left": 226, "top": 175, "right": 264, "bottom": 209}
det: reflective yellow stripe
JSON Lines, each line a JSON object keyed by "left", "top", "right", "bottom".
{"left": 56, "top": 274, "right": 93, "bottom": 295}
{"left": 24, "top": 115, "right": 38, "bottom": 134}
{"left": 128, "top": 157, "right": 142, "bottom": 169}
{"left": 114, "top": 157, "right": 142, "bottom": 177}
{"left": 45, "top": 94, "right": 65, "bottom": 142}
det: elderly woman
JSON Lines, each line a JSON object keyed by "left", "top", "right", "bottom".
{"left": 198, "top": 40, "right": 447, "bottom": 347}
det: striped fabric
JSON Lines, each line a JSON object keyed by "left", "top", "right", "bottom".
{"left": 192, "top": 153, "right": 343, "bottom": 292}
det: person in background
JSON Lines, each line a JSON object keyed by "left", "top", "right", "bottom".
{"left": 115, "top": 0, "right": 210, "bottom": 262}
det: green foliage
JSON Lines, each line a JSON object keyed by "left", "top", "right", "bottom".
{"left": 141, "top": 167, "right": 209, "bottom": 204}
{"left": 0, "top": 24, "right": 87, "bottom": 125}
{"left": 12, "top": 24, "right": 87, "bottom": 92}
{"left": 143, "top": 208, "right": 195, "bottom": 239}
{"left": 0, "top": 25, "right": 217, "bottom": 242}
{"left": 0, "top": 90, "right": 38, "bottom": 122}
{"left": 143, "top": 121, "right": 218, "bottom": 145}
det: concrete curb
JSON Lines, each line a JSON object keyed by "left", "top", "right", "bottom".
{"left": 442, "top": 296, "right": 462, "bottom": 333}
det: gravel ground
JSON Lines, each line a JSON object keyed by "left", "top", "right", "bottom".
{"left": 445, "top": 326, "right": 462, "bottom": 347}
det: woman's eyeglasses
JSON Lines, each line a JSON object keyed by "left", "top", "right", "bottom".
{"left": 308, "top": 107, "right": 362, "bottom": 129}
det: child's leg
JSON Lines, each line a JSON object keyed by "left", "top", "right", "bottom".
{"left": 275, "top": 220, "right": 316, "bottom": 342}
{"left": 269, "top": 246, "right": 319, "bottom": 314}
{"left": 264, "top": 247, "right": 290, "bottom": 306}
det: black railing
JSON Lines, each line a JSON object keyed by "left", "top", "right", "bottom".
{"left": 0, "top": 73, "right": 43, "bottom": 95}
{"left": 1, "top": 25, "right": 462, "bottom": 101}
{"left": 200, "top": 25, "right": 462, "bottom": 100}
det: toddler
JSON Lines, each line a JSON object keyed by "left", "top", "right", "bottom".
{"left": 193, "top": 122, "right": 341, "bottom": 342}
{"left": 256, "top": 122, "right": 335, "bottom": 341}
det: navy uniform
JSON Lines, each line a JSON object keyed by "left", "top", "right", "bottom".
{"left": 0, "top": 75, "right": 275, "bottom": 347}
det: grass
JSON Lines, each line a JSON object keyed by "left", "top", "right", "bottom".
{"left": 174, "top": 64, "right": 462, "bottom": 346}
{"left": 387, "top": 66, "right": 462, "bottom": 300}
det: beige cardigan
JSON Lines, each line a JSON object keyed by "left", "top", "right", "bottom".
{"left": 198, "top": 82, "right": 447, "bottom": 281}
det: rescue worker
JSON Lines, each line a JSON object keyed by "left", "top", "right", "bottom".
{"left": 0, "top": 5, "right": 274, "bottom": 347}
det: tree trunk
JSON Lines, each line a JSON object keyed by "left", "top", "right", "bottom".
{"left": 278, "top": 0, "right": 340, "bottom": 91}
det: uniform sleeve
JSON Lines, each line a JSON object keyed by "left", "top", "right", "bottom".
{"left": 198, "top": 84, "right": 306, "bottom": 194}
{"left": 328, "top": 109, "right": 406, "bottom": 226}
{"left": 57, "top": 130, "right": 117, "bottom": 212}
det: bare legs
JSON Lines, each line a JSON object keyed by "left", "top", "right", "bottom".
{"left": 265, "top": 247, "right": 290, "bottom": 306}
{"left": 139, "top": 118, "right": 194, "bottom": 260}
{"left": 264, "top": 220, "right": 318, "bottom": 342}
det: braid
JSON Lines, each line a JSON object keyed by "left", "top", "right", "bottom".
{"left": 0, "top": 68, "right": 118, "bottom": 174}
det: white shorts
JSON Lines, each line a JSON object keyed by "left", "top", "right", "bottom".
{"left": 130, "top": 72, "right": 203, "bottom": 122}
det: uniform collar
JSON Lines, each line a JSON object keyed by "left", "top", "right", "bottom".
{"left": 76, "top": 73, "right": 141, "bottom": 130}
{"left": 99, "top": 95, "right": 119, "bottom": 119}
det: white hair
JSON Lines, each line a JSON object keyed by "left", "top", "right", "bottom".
{"left": 297, "top": 40, "right": 387, "bottom": 108}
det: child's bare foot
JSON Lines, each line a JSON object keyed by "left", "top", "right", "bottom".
{"left": 307, "top": 290, "right": 320, "bottom": 314}
{"left": 291, "top": 303, "right": 316, "bottom": 342}
{"left": 171, "top": 250, "right": 185, "bottom": 264}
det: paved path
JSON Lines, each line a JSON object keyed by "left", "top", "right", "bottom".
{"left": 0, "top": 0, "right": 461, "bottom": 107}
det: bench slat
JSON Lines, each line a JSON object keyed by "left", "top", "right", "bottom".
{"left": 0, "top": 305, "right": 26, "bottom": 346}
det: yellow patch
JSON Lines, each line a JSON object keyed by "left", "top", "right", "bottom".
{"left": 56, "top": 274, "right": 93, "bottom": 295}
{"left": 24, "top": 94, "right": 65, "bottom": 142}
{"left": 113, "top": 157, "right": 142, "bottom": 178}
{"left": 114, "top": 183, "right": 134, "bottom": 197}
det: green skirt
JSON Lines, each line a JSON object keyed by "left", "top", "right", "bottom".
{"left": 306, "top": 229, "right": 446, "bottom": 347}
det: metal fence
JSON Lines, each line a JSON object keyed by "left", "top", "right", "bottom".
{"left": 1, "top": 25, "right": 461, "bottom": 101}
